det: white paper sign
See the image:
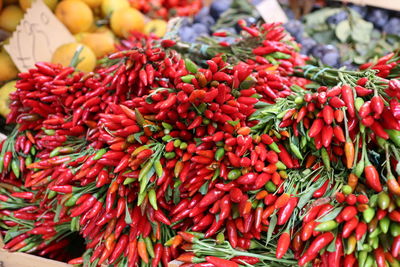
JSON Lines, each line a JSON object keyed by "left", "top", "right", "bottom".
{"left": 4, "top": 0, "right": 75, "bottom": 72}
{"left": 254, "top": 0, "right": 288, "bottom": 24}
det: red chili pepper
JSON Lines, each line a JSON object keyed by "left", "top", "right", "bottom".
{"left": 339, "top": 206, "right": 357, "bottom": 221}
{"left": 198, "top": 189, "right": 224, "bottom": 208}
{"left": 205, "top": 256, "right": 239, "bottom": 267}
{"left": 341, "top": 85, "right": 355, "bottom": 117}
{"left": 342, "top": 217, "right": 358, "bottom": 238}
{"left": 364, "top": 160, "right": 382, "bottom": 192}
{"left": 277, "top": 197, "right": 298, "bottom": 225}
{"left": 308, "top": 119, "right": 324, "bottom": 138}
{"left": 305, "top": 232, "right": 335, "bottom": 258}
{"left": 276, "top": 230, "right": 290, "bottom": 259}
{"left": 370, "top": 121, "right": 389, "bottom": 139}
{"left": 374, "top": 247, "right": 386, "bottom": 267}
{"left": 355, "top": 221, "right": 367, "bottom": 240}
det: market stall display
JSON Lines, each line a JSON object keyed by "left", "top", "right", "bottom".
{"left": 0, "top": 1, "right": 399, "bottom": 267}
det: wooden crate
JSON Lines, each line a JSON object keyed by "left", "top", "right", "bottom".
{"left": 0, "top": 235, "right": 71, "bottom": 267}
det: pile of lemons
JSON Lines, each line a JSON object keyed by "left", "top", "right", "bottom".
{"left": 0, "top": 0, "right": 168, "bottom": 117}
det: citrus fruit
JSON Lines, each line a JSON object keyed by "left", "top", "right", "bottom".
{"left": 51, "top": 42, "right": 96, "bottom": 72}
{"left": 110, "top": 7, "right": 145, "bottom": 37}
{"left": 55, "top": 0, "right": 93, "bottom": 34}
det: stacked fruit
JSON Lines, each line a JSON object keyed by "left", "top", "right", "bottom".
{"left": 0, "top": 19, "right": 400, "bottom": 267}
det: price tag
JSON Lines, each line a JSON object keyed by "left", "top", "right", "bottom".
{"left": 4, "top": 0, "right": 75, "bottom": 72}
{"left": 253, "top": 0, "right": 288, "bottom": 24}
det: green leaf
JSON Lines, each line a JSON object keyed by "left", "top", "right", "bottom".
{"left": 173, "top": 187, "right": 181, "bottom": 205}
{"left": 326, "top": 231, "right": 337, "bottom": 252}
{"left": 351, "top": 19, "right": 373, "bottom": 44}
{"left": 297, "top": 178, "right": 325, "bottom": 209}
{"left": 304, "top": 8, "right": 343, "bottom": 27}
{"left": 227, "top": 120, "right": 239, "bottom": 126}
{"left": 165, "top": 185, "right": 172, "bottom": 202}
{"left": 125, "top": 202, "right": 132, "bottom": 224}
{"left": 199, "top": 181, "right": 209, "bottom": 195}
{"left": 266, "top": 214, "right": 277, "bottom": 245}
{"left": 317, "top": 207, "right": 343, "bottom": 222}
{"left": 133, "top": 132, "right": 144, "bottom": 144}
{"left": 335, "top": 20, "right": 351, "bottom": 43}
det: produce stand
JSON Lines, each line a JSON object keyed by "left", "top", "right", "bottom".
{"left": 0, "top": 0, "right": 400, "bottom": 267}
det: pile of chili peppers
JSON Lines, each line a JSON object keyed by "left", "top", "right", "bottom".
{"left": 1, "top": 20, "right": 400, "bottom": 267}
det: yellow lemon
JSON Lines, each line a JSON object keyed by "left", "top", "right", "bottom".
{"left": 76, "top": 31, "right": 115, "bottom": 58}
{"left": 51, "top": 42, "right": 96, "bottom": 72}
{"left": 19, "top": 0, "right": 58, "bottom": 11}
{"left": 0, "top": 5, "right": 24, "bottom": 32}
{"left": 110, "top": 7, "right": 145, "bottom": 37}
{"left": 0, "top": 49, "right": 18, "bottom": 82}
{"left": 55, "top": 0, "right": 93, "bottom": 34}
{"left": 144, "top": 19, "right": 167, "bottom": 37}
{"left": 0, "top": 80, "right": 16, "bottom": 118}
{"left": 101, "top": 0, "right": 129, "bottom": 17}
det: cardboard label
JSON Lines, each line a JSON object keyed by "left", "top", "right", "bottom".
{"left": 253, "top": 0, "right": 288, "bottom": 24}
{"left": 4, "top": 0, "right": 75, "bottom": 72}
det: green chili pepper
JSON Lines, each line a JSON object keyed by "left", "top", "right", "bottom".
{"left": 268, "top": 142, "right": 281, "bottom": 153}
{"left": 137, "top": 191, "right": 146, "bottom": 206}
{"left": 179, "top": 142, "right": 188, "bottom": 150}
{"left": 378, "top": 192, "right": 390, "bottom": 210}
{"left": 239, "top": 76, "right": 256, "bottom": 89}
{"left": 265, "top": 55, "right": 279, "bottom": 65}
{"left": 353, "top": 159, "right": 364, "bottom": 178}
{"left": 216, "top": 232, "right": 225, "bottom": 244}
{"left": 369, "top": 228, "right": 380, "bottom": 239}
{"left": 49, "top": 147, "right": 61, "bottom": 158}
{"left": 270, "top": 51, "right": 291, "bottom": 59}
{"left": 387, "top": 129, "right": 400, "bottom": 147}
{"left": 162, "top": 135, "right": 172, "bottom": 142}
{"left": 71, "top": 216, "right": 79, "bottom": 232}
{"left": 314, "top": 220, "right": 338, "bottom": 232}
{"left": 30, "top": 146, "right": 36, "bottom": 155}
{"left": 184, "top": 58, "right": 198, "bottom": 73}
{"left": 148, "top": 189, "right": 157, "bottom": 210}
{"left": 358, "top": 250, "right": 368, "bottom": 267}
{"left": 215, "top": 148, "right": 225, "bottom": 161}
{"left": 364, "top": 254, "right": 374, "bottom": 267}
{"left": 162, "top": 122, "right": 173, "bottom": 130}
{"left": 376, "top": 136, "right": 387, "bottom": 148}
{"left": 173, "top": 139, "right": 181, "bottom": 148}
{"left": 154, "top": 160, "right": 163, "bottom": 178}
{"left": 289, "top": 142, "right": 303, "bottom": 160}
{"left": 321, "top": 148, "right": 330, "bottom": 171}
{"left": 228, "top": 169, "right": 241, "bottom": 180}
{"left": 143, "top": 236, "right": 155, "bottom": 258}
{"left": 123, "top": 178, "right": 136, "bottom": 185}
{"left": 294, "top": 96, "right": 304, "bottom": 105}
{"left": 65, "top": 192, "right": 84, "bottom": 207}
{"left": 275, "top": 161, "right": 286, "bottom": 170}
{"left": 265, "top": 181, "right": 277, "bottom": 192}
{"left": 18, "top": 241, "right": 36, "bottom": 253}
{"left": 0, "top": 154, "right": 4, "bottom": 173}
{"left": 181, "top": 74, "right": 195, "bottom": 83}
{"left": 47, "top": 190, "right": 57, "bottom": 199}
{"left": 25, "top": 155, "right": 32, "bottom": 167}
{"left": 139, "top": 161, "right": 153, "bottom": 181}
{"left": 164, "top": 152, "right": 176, "bottom": 159}
{"left": 93, "top": 148, "right": 107, "bottom": 160}
{"left": 363, "top": 207, "right": 375, "bottom": 223}
{"left": 43, "top": 128, "right": 55, "bottom": 135}
{"left": 355, "top": 97, "right": 364, "bottom": 111}
{"left": 391, "top": 223, "right": 400, "bottom": 237}
{"left": 11, "top": 160, "right": 20, "bottom": 178}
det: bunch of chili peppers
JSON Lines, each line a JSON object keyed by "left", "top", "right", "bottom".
{"left": 0, "top": 20, "right": 400, "bottom": 267}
